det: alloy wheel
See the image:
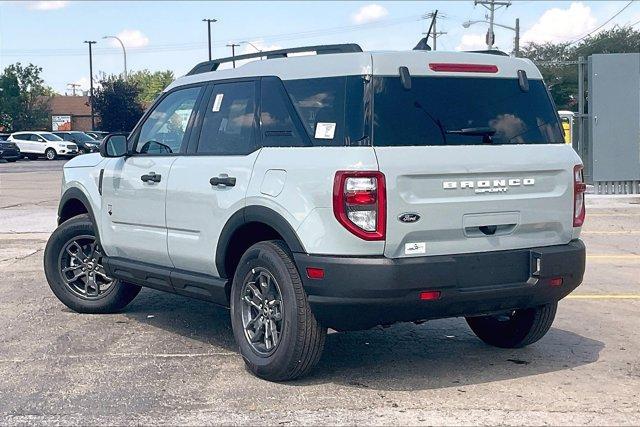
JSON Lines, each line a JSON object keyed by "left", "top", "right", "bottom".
{"left": 240, "top": 267, "right": 284, "bottom": 356}
{"left": 57, "top": 235, "right": 116, "bottom": 299}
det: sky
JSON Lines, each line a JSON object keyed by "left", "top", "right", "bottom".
{"left": 1, "top": 0, "right": 639, "bottom": 94}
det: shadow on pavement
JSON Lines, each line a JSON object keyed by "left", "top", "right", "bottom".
{"left": 122, "top": 289, "right": 604, "bottom": 391}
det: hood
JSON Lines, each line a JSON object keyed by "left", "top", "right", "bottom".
{"left": 63, "top": 152, "right": 105, "bottom": 168}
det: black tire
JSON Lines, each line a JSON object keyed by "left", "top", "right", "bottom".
{"left": 44, "top": 214, "right": 141, "bottom": 314}
{"left": 230, "top": 240, "right": 326, "bottom": 381}
{"left": 45, "top": 148, "right": 57, "bottom": 160}
{"left": 466, "top": 302, "right": 557, "bottom": 348}
{"left": 26, "top": 154, "right": 38, "bottom": 160}
{"left": 7, "top": 159, "right": 17, "bottom": 162}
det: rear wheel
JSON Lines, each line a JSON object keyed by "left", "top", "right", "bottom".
{"left": 466, "top": 302, "right": 557, "bottom": 348}
{"left": 230, "top": 240, "right": 326, "bottom": 381}
{"left": 44, "top": 215, "right": 141, "bottom": 313}
{"left": 45, "top": 148, "right": 57, "bottom": 160}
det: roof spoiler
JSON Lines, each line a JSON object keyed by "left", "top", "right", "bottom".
{"left": 186, "top": 43, "right": 363, "bottom": 76}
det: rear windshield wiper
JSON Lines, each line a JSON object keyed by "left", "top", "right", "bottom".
{"left": 445, "top": 127, "right": 496, "bottom": 144}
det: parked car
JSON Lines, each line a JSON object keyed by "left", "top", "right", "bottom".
{"left": 44, "top": 44, "right": 586, "bottom": 381}
{"left": 0, "top": 133, "right": 11, "bottom": 141}
{"left": 53, "top": 131, "right": 100, "bottom": 154}
{"left": 0, "top": 140, "right": 21, "bottom": 162}
{"left": 85, "top": 131, "right": 109, "bottom": 141}
{"left": 8, "top": 131, "right": 78, "bottom": 160}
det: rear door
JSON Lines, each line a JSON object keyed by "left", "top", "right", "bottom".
{"left": 12, "top": 133, "right": 35, "bottom": 153}
{"left": 166, "top": 79, "right": 260, "bottom": 277}
{"left": 100, "top": 85, "right": 203, "bottom": 268}
{"left": 371, "top": 73, "right": 581, "bottom": 258}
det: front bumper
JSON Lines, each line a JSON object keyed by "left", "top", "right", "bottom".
{"left": 0, "top": 148, "right": 21, "bottom": 160}
{"left": 294, "top": 240, "right": 585, "bottom": 331}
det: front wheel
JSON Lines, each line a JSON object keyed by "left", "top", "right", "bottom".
{"left": 45, "top": 148, "right": 57, "bottom": 160}
{"left": 230, "top": 240, "right": 326, "bottom": 381}
{"left": 44, "top": 214, "right": 141, "bottom": 313}
{"left": 466, "top": 302, "right": 557, "bottom": 348}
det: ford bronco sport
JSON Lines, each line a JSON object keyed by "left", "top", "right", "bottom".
{"left": 44, "top": 44, "right": 586, "bottom": 381}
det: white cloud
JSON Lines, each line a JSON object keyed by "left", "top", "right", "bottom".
{"left": 351, "top": 4, "right": 388, "bottom": 24}
{"left": 111, "top": 29, "right": 149, "bottom": 49}
{"left": 27, "top": 1, "right": 68, "bottom": 10}
{"left": 522, "top": 2, "right": 597, "bottom": 44}
{"left": 456, "top": 33, "right": 487, "bottom": 51}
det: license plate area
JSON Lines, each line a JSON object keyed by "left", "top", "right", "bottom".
{"left": 456, "top": 250, "right": 530, "bottom": 288}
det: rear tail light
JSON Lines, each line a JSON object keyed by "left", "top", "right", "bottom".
{"left": 573, "top": 165, "right": 586, "bottom": 227}
{"left": 419, "top": 290, "right": 441, "bottom": 301}
{"left": 333, "top": 171, "right": 386, "bottom": 241}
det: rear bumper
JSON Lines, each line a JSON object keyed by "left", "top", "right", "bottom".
{"left": 294, "top": 240, "right": 585, "bottom": 331}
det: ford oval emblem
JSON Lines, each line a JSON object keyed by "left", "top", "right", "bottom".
{"left": 398, "top": 213, "right": 420, "bottom": 223}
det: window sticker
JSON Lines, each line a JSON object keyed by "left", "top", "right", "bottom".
{"left": 314, "top": 122, "right": 336, "bottom": 139}
{"left": 212, "top": 93, "right": 224, "bottom": 112}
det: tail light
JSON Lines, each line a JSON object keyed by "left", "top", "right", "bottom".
{"left": 333, "top": 171, "right": 386, "bottom": 241}
{"left": 573, "top": 165, "right": 586, "bottom": 227}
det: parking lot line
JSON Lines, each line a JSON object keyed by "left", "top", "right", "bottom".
{"left": 587, "top": 255, "right": 640, "bottom": 260}
{"left": 567, "top": 294, "right": 640, "bottom": 299}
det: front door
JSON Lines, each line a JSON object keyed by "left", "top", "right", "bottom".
{"left": 166, "top": 80, "right": 260, "bottom": 277}
{"left": 100, "top": 85, "right": 204, "bottom": 268}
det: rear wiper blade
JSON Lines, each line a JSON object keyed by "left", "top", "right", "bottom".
{"left": 445, "top": 127, "right": 496, "bottom": 136}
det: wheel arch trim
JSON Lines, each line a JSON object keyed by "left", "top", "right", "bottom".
{"left": 215, "top": 205, "right": 305, "bottom": 278}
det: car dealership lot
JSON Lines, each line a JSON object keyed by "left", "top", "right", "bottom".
{"left": 0, "top": 160, "right": 639, "bottom": 425}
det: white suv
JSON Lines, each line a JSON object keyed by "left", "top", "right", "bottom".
{"left": 8, "top": 131, "right": 78, "bottom": 160}
{"left": 44, "top": 44, "right": 586, "bottom": 381}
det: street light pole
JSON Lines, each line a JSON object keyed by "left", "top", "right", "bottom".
{"left": 84, "top": 40, "right": 96, "bottom": 130}
{"left": 462, "top": 17, "right": 519, "bottom": 56}
{"left": 202, "top": 18, "right": 218, "bottom": 60}
{"left": 102, "top": 35, "right": 127, "bottom": 79}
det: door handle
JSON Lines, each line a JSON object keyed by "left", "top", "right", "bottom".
{"left": 209, "top": 175, "right": 236, "bottom": 187}
{"left": 141, "top": 172, "right": 162, "bottom": 183}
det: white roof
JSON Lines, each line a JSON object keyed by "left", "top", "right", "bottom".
{"left": 166, "top": 50, "right": 542, "bottom": 92}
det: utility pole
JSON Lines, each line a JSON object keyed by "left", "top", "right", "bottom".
{"left": 422, "top": 10, "right": 447, "bottom": 50}
{"left": 84, "top": 40, "right": 96, "bottom": 130}
{"left": 66, "top": 83, "right": 81, "bottom": 96}
{"left": 202, "top": 18, "right": 218, "bottom": 61}
{"left": 226, "top": 43, "right": 240, "bottom": 68}
{"left": 474, "top": 0, "right": 511, "bottom": 50}
{"left": 514, "top": 17, "right": 520, "bottom": 57}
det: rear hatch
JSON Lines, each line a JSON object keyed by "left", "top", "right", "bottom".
{"left": 371, "top": 55, "right": 582, "bottom": 258}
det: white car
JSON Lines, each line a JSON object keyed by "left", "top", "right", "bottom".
{"left": 8, "top": 131, "right": 79, "bottom": 160}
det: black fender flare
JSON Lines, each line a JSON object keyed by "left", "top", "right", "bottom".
{"left": 215, "top": 205, "right": 305, "bottom": 278}
{"left": 58, "top": 188, "right": 100, "bottom": 239}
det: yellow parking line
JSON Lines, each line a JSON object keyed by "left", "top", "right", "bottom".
{"left": 567, "top": 294, "right": 640, "bottom": 300}
{"left": 582, "top": 230, "right": 640, "bottom": 234}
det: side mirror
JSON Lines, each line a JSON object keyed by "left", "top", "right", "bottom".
{"left": 99, "top": 133, "right": 128, "bottom": 158}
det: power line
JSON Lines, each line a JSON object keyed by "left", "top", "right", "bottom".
{"left": 567, "top": 0, "right": 635, "bottom": 46}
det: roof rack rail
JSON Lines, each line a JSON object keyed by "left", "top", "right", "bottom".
{"left": 186, "top": 43, "right": 363, "bottom": 76}
{"left": 466, "top": 50, "right": 510, "bottom": 57}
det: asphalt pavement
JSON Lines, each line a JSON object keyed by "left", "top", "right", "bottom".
{"left": 0, "top": 159, "right": 638, "bottom": 425}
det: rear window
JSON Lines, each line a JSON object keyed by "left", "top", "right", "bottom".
{"left": 373, "top": 76, "right": 563, "bottom": 146}
{"left": 283, "top": 76, "right": 366, "bottom": 146}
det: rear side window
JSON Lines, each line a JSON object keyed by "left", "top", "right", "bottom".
{"left": 197, "top": 81, "right": 258, "bottom": 155}
{"left": 373, "top": 76, "right": 564, "bottom": 146}
{"left": 283, "top": 76, "right": 366, "bottom": 146}
{"left": 13, "top": 134, "right": 33, "bottom": 141}
{"left": 260, "top": 77, "right": 307, "bottom": 148}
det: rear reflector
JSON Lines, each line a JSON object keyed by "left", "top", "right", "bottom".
{"left": 419, "top": 291, "right": 441, "bottom": 301}
{"left": 429, "top": 63, "right": 499, "bottom": 73}
{"left": 549, "top": 277, "right": 563, "bottom": 287}
{"left": 306, "top": 267, "right": 325, "bottom": 279}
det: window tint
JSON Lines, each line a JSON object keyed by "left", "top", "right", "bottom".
{"left": 135, "top": 86, "right": 201, "bottom": 154}
{"left": 373, "top": 77, "right": 564, "bottom": 146}
{"left": 260, "top": 77, "right": 306, "bottom": 148}
{"left": 283, "top": 76, "right": 366, "bottom": 146}
{"left": 14, "top": 133, "right": 33, "bottom": 141}
{"left": 197, "top": 81, "right": 257, "bottom": 155}
{"left": 41, "top": 133, "right": 63, "bottom": 141}
{"left": 30, "top": 134, "right": 45, "bottom": 142}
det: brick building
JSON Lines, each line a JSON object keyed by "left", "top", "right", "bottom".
{"left": 48, "top": 95, "right": 94, "bottom": 131}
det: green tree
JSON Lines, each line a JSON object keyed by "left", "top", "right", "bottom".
{"left": 128, "top": 69, "right": 174, "bottom": 104}
{"left": 92, "top": 75, "right": 144, "bottom": 132}
{"left": 0, "top": 63, "right": 53, "bottom": 131}
{"left": 522, "top": 26, "right": 640, "bottom": 110}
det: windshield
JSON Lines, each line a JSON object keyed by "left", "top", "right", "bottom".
{"left": 41, "top": 133, "right": 64, "bottom": 141}
{"left": 373, "top": 76, "right": 563, "bottom": 146}
{"left": 71, "top": 132, "right": 97, "bottom": 142}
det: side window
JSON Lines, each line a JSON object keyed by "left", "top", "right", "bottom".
{"left": 196, "top": 81, "right": 257, "bottom": 155}
{"left": 30, "top": 134, "right": 45, "bottom": 142}
{"left": 260, "top": 77, "right": 307, "bottom": 147}
{"left": 15, "top": 134, "right": 32, "bottom": 141}
{"left": 134, "top": 86, "right": 202, "bottom": 154}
